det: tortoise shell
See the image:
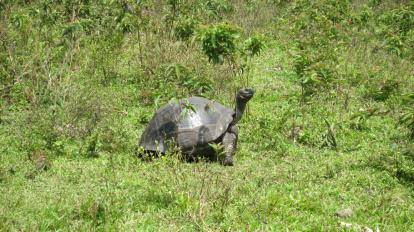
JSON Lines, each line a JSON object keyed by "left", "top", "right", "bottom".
{"left": 139, "top": 96, "right": 235, "bottom": 155}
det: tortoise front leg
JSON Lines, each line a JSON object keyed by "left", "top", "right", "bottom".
{"left": 222, "top": 125, "right": 238, "bottom": 166}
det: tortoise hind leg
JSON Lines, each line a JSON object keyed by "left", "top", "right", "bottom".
{"left": 222, "top": 125, "right": 238, "bottom": 166}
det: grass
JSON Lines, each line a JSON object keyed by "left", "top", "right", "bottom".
{"left": 1, "top": 46, "right": 414, "bottom": 231}
{"left": 1, "top": 1, "right": 414, "bottom": 231}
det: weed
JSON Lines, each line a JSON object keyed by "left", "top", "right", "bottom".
{"left": 1, "top": 1, "right": 414, "bottom": 231}
{"left": 400, "top": 93, "right": 414, "bottom": 138}
{"left": 197, "top": 22, "right": 240, "bottom": 65}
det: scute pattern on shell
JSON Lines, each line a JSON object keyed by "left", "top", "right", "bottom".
{"left": 139, "top": 96, "right": 235, "bottom": 154}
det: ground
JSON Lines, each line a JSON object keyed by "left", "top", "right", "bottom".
{"left": 1, "top": 46, "right": 413, "bottom": 231}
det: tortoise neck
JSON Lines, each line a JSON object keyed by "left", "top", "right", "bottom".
{"left": 234, "top": 97, "right": 247, "bottom": 124}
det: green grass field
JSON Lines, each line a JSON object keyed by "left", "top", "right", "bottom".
{"left": 2, "top": 47, "right": 414, "bottom": 231}
{"left": 1, "top": 1, "right": 414, "bottom": 231}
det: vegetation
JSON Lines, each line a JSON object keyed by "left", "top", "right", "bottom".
{"left": 1, "top": 0, "right": 414, "bottom": 230}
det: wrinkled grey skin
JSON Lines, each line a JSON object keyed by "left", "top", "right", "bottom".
{"left": 139, "top": 88, "right": 254, "bottom": 166}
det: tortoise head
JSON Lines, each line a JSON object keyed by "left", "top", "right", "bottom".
{"left": 236, "top": 88, "right": 254, "bottom": 102}
{"left": 234, "top": 88, "right": 254, "bottom": 123}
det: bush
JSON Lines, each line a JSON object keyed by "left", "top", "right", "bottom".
{"left": 288, "top": 0, "right": 351, "bottom": 98}
{"left": 174, "top": 16, "right": 198, "bottom": 41}
{"left": 378, "top": 3, "right": 414, "bottom": 57}
{"left": 197, "top": 22, "right": 240, "bottom": 64}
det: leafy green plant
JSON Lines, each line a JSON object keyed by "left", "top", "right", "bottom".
{"left": 350, "top": 4, "right": 373, "bottom": 25}
{"left": 350, "top": 110, "right": 369, "bottom": 131}
{"left": 79, "top": 198, "right": 106, "bottom": 227}
{"left": 174, "top": 16, "right": 198, "bottom": 41}
{"left": 83, "top": 132, "right": 100, "bottom": 158}
{"left": 289, "top": 0, "right": 351, "bottom": 100}
{"left": 196, "top": 23, "right": 267, "bottom": 88}
{"left": 401, "top": 109, "right": 414, "bottom": 139}
{"left": 165, "top": 0, "right": 188, "bottom": 32}
{"left": 400, "top": 94, "right": 414, "bottom": 139}
{"left": 179, "top": 98, "right": 197, "bottom": 120}
{"left": 380, "top": 5, "right": 414, "bottom": 36}
{"left": 243, "top": 34, "right": 266, "bottom": 58}
{"left": 167, "top": 0, "right": 181, "bottom": 19}
{"left": 364, "top": 79, "right": 399, "bottom": 101}
{"left": 203, "top": 0, "right": 233, "bottom": 19}
{"left": 182, "top": 77, "right": 213, "bottom": 95}
{"left": 150, "top": 63, "right": 213, "bottom": 101}
{"left": 378, "top": 4, "right": 414, "bottom": 57}
{"left": 115, "top": 12, "right": 136, "bottom": 33}
{"left": 11, "top": 12, "right": 29, "bottom": 30}
{"left": 209, "top": 142, "right": 225, "bottom": 162}
{"left": 240, "top": 34, "right": 266, "bottom": 85}
{"left": 321, "top": 119, "right": 337, "bottom": 149}
{"left": 292, "top": 47, "right": 338, "bottom": 99}
{"left": 197, "top": 22, "right": 240, "bottom": 64}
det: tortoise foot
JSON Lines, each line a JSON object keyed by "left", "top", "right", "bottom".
{"left": 222, "top": 156, "right": 234, "bottom": 166}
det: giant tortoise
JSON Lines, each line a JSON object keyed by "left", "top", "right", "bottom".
{"left": 138, "top": 88, "right": 254, "bottom": 165}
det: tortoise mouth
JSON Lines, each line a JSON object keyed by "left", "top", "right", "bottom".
{"left": 237, "top": 88, "right": 254, "bottom": 100}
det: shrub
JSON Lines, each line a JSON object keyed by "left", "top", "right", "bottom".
{"left": 400, "top": 93, "right": 414, "bottom": 139}
{"left": 174, "top": 16, "right": 198, "bottom": 41}
{"left": 197, "top": 22, "right": 240, "bottom": 64}
{"left": 288, "top": 0, "right": 351, "bottom": 99}
{"left": 378, "top": 4, "right": 414, "bottom": 57}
